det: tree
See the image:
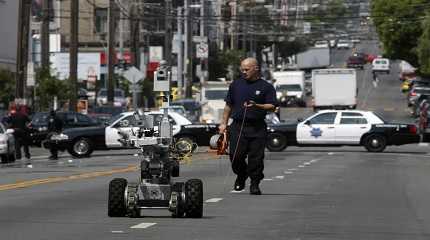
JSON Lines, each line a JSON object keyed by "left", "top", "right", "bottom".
{"left": 35, "top": 68, "right": 72, "bottom": 111}
{"left": 417, "top": 13, "right": 430, "bottom": 76}
{"left": 208, "top": 49, "right": 246, "bottom": 81}
{"left": 371, "top": 0, "right": 427, "bottom": 66}
{"left": 0, "top": 68, "right": 15, "bottom": 109}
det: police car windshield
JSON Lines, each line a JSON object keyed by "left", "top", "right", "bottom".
{"left": 205, "top": 90, "right": 228, "bottom": 100}
{"left": 276, "top": 84, "right": 302, "bottom": 91}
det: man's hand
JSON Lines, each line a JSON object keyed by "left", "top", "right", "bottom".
{"left": 218, "top": 123, "right": 227, "bottom": 134}
{"left": 243, "top": 100, "right": 256, "bottom": 108}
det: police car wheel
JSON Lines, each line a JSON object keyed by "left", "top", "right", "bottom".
{"left": 364, "top": 134, "right": 387, "bottom": 152}
{"left": 68, "top": 138, "right": 93, "bottom": 158}
{"left": 108, "top": 178, "right": 127, "bottom": 217}
{"left": 266, "top": 133, "right": 287, "bottom": 152}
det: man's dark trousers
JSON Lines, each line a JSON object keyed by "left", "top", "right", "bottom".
{"left": 228, "top": 121, "right": 266, "bottom": 183}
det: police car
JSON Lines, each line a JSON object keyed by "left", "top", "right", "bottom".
{"left": 266, "top": 110, "right": 420, "bottom": 152}
{"left": 43, "top": 111, "right": 218, "bottom": 158}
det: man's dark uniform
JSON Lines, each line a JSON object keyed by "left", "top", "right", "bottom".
{"left": 47, "top": 111, "right": 63, "bottom": 160}
{"left": 225, "top": 77, "right": 277, "bottom": 189}
{"left": 9, "top": 111, "right": 31, "bottom": 159}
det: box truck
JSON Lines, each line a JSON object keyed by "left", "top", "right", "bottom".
{"left": 312, "top": 68, "right": 357, "bottom": 111}
{"left": 272, "top": 71, "right": 306, "bottom": 107}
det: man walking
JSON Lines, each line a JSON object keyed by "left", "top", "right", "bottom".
{"left": 218, "top": 58, "right": 278, "bottom": 195}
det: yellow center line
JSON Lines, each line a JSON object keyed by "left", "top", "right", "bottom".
{"left": 0, "top": 152, "right": 222, "bottom": 191}
{"left": 0, "top": 165, "right": 138, "bottom": 191}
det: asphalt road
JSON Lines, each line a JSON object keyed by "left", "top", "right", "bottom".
{"left": 2, "top": 43, "right": 430, "bottom": 239}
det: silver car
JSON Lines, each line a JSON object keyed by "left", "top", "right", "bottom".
{"left": 0, "top": 123, "right": 15, "bottom": 163}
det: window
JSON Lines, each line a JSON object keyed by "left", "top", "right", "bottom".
{"left": 150, "top": 114, "right": 176, "bottom": 126}
{"left": 341, "top": 112, "right": 363, "bottom": 117}
{"left": 308, "top": 112, "right": 337, "bottom": 125}
{"left": 95, "top": 8, "right": 108, "bottom": 34}
{"left": 340, "top": 118, "right": 368, "bottom": 124}
{"left": 116, "top": 116, "right": 137, "bottom": 128}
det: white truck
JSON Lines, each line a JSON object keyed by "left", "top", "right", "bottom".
{"left": 312, "top": 68, "right": 357, "bottom": 111}
{"left": 199, "top": 81, "right": 230, "bottom": 123}
{"left": 272, "top": 71, "right": 306, "bottom": 107}
{"left": 286, "top": 47, "right": 331, "bottom": 70}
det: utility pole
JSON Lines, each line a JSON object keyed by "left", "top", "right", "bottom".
{"left": 69, "top": 0, "right": 79, "bottom": 111}
{"left": 107, "top": 0, "right": 116, "bottom": 106}
{"left": 184, "top": 0, "right": 193, "bottom": 98}
{"left": 164, "top": 0, "right": 172, "bottom": 66}
{"left": 130, "top": 3, "right": 139, "bottom": 68}
{"left": 15, "top": 0, "right": 32, "bottom": 102}
{"left": 41, "top": 0, "right": 50, "bottom": 69}
{"left": 230, "top": 0, "right": 238, "bottom": 50}
{"left": 176, "top": 7, "right": 183, "bottom": 99}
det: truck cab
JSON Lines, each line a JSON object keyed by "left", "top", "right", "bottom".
{"left": 272, "top": 71, "right": 306, "bottom": 107}
{"left": 199, "top": 81, "right": 230, "bottom": 123}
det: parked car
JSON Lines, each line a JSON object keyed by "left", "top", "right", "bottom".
{"left": 0, "top": 122, "right": 15, "bottom": 163}
{"left": 372, "top": 58, "right": 390, "bottom": 74}
{"left": 265, "top": 110, "right": 420, "bottom": 152}
{"left": 337, "top": 39, "right": 351, "bottom": 49}
{"left": 29, "top": 111, "right": 100, "bottom": 146}
{"left": 171, "top": 99, "right": 202, "bottom": 123}
{"left": 346, "top": 55, "right": 365, "bottom": 69}
{"left": 43, "top": 111, "right": 218, "bottom": 158}
{"left": 314, "top": 40, "right": 329, "bottom": 48}
{"left": 97, "top": 88, "right": 128, "bottom": 107}
{"left": 407, "top": 87, "right": 430, "bottom": 107}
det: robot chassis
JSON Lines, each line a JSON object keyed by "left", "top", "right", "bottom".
{"left": 107, "top": 110, "right": 203, "bottom": 218}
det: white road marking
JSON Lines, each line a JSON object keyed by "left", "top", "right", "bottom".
{"left": 134, "top": 154, "right": 139, "bottom": 157}
{"left": 230, "top": 190, "right": 244, "bottom": 193}
{"left": 298, "top": 165, "right": 305, "bottom": 168}
{"left": 310, "top": 159, "right": 319, "bottom": 163}
{"left": 328, "top": 152, "right": 334, "bottom": 155}
{"left": 418, "top": 143, "right": 429, "bottom": 147}
{"left": 205, "top": 198, "right": 223, "bottom": 203}
{"left": 275, "top": 176, "right": 285, "bottom": 179}
{"left": 26, "top": 164, "right": 33, "bottom": 168}
{"left": 111, "top": 231, "right": 124, "bottom": 234}
{"left": 130, "top": 223, "right": 157, "bottom": 229}
{"left": 263, "top": 178, "right": 273, "bottom": 181}
{"left": 372, "top": 80, "right": 378, "bottom": 88}
{"left": 288, "top": 168, "right": 298, "bottom": 171}
{"left": 304, "top": 162, "right": 311, "bottom": 165}
{"left": 284, "top": 171, "right": 293, "bottom": 174}
{"left": 68, "top": 159, "right": 73, "bottom": 163}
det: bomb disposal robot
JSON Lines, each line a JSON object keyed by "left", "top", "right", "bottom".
{"left": 108, "top": 61, "right": 203, "bottom": 218}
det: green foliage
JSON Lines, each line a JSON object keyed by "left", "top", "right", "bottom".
{"left": 418, "top": 13, "right": 430, "bottom": 76}
{"left": 277, "top": 39, "right": 308, "bottom": 59}
{"left": 36, "top": 68, "right": 72, "bottom": 111}
{"left": 371, "top": 0, "right": 427, "bottom": 65}
{"left": 208, "top": 49, "right": 246, "bottom": 81}
{"left": 0, "top": 68, "right": 15, "bottom": 108}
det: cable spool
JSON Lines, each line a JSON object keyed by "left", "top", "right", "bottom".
{"left": 209, "top": 132, "right": 228, "bottom": 155}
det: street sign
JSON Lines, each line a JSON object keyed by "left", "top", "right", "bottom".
{"left": 196, "top": 42, "right": 208, "bottom": 59}
{"left": 123, "top": 66, "right": 145, "bottom": 84}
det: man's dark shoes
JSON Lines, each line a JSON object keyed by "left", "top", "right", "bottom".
{"left": 250, "top": 182, "right": 262, "bottom": 195}
{"left": 233, "top": 176, "right": 246, "bottom": 191}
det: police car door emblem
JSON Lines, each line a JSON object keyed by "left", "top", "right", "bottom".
{"left": 310, "top": 128, "right": 322, "bottom": 138}
{"left": 256, "top": 90, "right": 261, "bottom": 95}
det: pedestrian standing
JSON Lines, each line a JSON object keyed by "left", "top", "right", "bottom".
{"left": 218, "top": 58, "right": 278, "bottom": 195}
{"left": 9, "top": 106, "right": 31, "bottom": 159}
{"left": 47, "top": 110, "right": 63, "bottom": 160}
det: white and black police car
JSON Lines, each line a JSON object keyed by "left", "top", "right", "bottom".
{"left": 43, "top": 111, "right": 218, "bottom": 158}
{"left": 266, "top": 110, "right": 420, "bottom": 152}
